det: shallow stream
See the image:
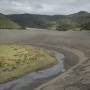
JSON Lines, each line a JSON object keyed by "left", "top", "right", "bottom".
{"left": 0, "top": 50, "right": 65, "bottom": 90}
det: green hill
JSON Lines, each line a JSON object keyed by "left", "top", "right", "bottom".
{"left": 6, "top": 11, "right": 90, "bottom": 30}
{"left": 0, "top": 14, "right": 21, "bottom": 29}
{"left": 7, "top": 14, "right": 52, "bottom": 29}
{"left": 49, "top": 11, "right": 90, "bottom": 31}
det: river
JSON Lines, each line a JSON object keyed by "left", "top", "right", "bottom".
{"left": 0, "top": 50, "right": 65, "bottom": 90}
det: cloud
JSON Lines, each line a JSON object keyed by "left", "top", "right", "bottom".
{"left": 0, "top": 0, "right": 90, "bottom": 15}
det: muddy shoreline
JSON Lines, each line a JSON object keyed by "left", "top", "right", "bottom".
{"left": 0, "top": 29, "right": 90, "bottom": 90}
{"left": 26, "top": 44, "right": 79, "bottom": 90}
{"left": 0, "top": 49, "right": 63, "bottom": 90}
{"left": 0, "top": 44, "right": 79, "bottom": 90}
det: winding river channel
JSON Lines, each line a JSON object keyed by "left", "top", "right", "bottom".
{"left": 0, "top": 50, "right": 65, "bottom": 90}
{"left": 0, "top": 29, "right": 90, "bottom": 90}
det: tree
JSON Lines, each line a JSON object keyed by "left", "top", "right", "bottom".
{"left": 56, "top": 18, "right": 79, "bottom": 31}
{"left": 80, "top": 22, "right": 90, "bottom": 30}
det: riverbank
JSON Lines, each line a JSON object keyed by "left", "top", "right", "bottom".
{"left": 0, "top": 44, "right": 58, "bottom": 84}
{"left": 24, "top": 45, "right": 79, "bottom": 90}
{"left": 34, "top": 45, "right": 88, "bottom": 90}
{"left": 0, "top": 44, "right": 79, "bottom": 90}
{"left": 0, "top": 48, "right": 64, "bottom": 90}
{"left": 0, "top": 29, "right": 90, "bottom": 90}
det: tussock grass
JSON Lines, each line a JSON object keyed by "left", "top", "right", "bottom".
{"left": 0, "top": 44, "right": 58, "bottom": 83}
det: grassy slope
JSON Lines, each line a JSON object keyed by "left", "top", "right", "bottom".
{"left": 0, "top": 14, "right": 21, "bottom": 29}
{"left": 7, "top": 14, "right": 51, "bottom": 29}
{"left": 49, "top": 11, "right": 90, "bottom": 31}
{"left": 0, "top": 44, "right": 58, "bottom": 83}
{"left": 7, "top": 11, "right": 90, "bottom": 30}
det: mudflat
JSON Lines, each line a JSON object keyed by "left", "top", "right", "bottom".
{"left": 0, "top": 29, "right": 90, "bottom": 90}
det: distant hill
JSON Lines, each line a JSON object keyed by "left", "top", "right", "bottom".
{"left": 7, "top": 14, "right": 52, "bottom": 29}
{"left": 6, "top": 11, "right": 90, "bottom": 30}
{"left": 0, "top": 14, "right": 21, "bottom": 29}
{"left": 50, "top": 11, "right": 90, "bottom": 30}
{"left": 68, "top": 11, "right": 90, "bottom": 24}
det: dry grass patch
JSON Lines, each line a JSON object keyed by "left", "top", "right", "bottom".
{"left": 0, "top": 44, "right": 58, "bottom": 83}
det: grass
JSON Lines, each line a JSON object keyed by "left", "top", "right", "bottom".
{"left": 0, "top": 15, "right": 21, "bottom": 29}
{"left": 0, "top": 44, "right": 58, "bottom": 83}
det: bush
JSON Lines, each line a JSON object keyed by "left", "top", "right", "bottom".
{"left": 80, "top": 22, "right": 90, "bottom": 30}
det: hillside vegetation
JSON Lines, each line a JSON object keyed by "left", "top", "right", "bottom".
{"left": 7, "top": 11, "right": 90, "bottom": 30}
{"left": 7, "top": 14, "right": 51, "bottom": 29}
{"left": 48, "top": 11, "right": 90, "bottom": 31}
{"left": 0, "top": 14, "right": 21, "bottom": 29}
{"left": 0, "top": 11, "right": 89, "bottom": 30}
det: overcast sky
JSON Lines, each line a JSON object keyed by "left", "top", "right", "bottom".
{"left": 0, "top": 0, "right": 90, "bottom": 15}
